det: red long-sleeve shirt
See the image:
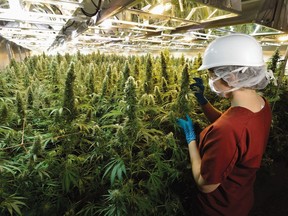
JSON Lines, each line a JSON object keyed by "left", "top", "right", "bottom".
{"left": 196, "top": 98, "right": 272, "bottom": 216}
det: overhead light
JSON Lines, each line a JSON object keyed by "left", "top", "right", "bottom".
{"left": 278, "top": 35, "right": 288, "bottom": 42}
{"left": 183, "top": 36, "right": 191, "bottom": 42}
{"left": 99, "top": 19, "right": 112, "bottom": 29}
{"left": 182, "top": 33, "right": 195, "bottom": 42}
{"left": 142, "top": 4, "right": 152, "bottom": 11}
{"left": 8, "top": 0, "right": 28, "bottom": 20}
{"left": 143, "top": 20, "right": 149, "bottom": 26}
{"left": 8, "top": 0, "right": 22, "bottom": 12}
{"left": 164, "top": 3, "right": 172, "bottom": 11}
{"left": 150, "top": 3, "right": 172, "bottom": 15}
{"left": 71, "top": 30, "right": 77, "bottom": 39}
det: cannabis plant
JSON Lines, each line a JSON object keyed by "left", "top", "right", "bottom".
{"left": 267, "top": 48, "right": 280, "bottom": 73}
{"left": 144, "top": 54, "right": 153, "bottom": 94}
{"left": 49, "top": 58, "right": 60, "bottom": 93}
{"left": 16, "top": 91, "right": 26, "bottom": 123}
{"left": 123, "top": 76, "right": 139, "bottom": 133}
{"left": 0, "top": 103, "right": 9, "bottom": 124}
{"left": 160, "top": 51, "right": 170, "bottom": 92}
{"left": 86, "top": 63, "right": 95, "bottom": 95}
{"left": 63, "top": 62, "right": 77, "bottom": 122}
{"left": 122, "top": 61, "right": 131, "bottom": 89}
{"left": 1, "top": 49, "right": 286, "bottom": 216}
{"left": 27, "top": 86, "right": 33, "bottom": 109}
{"left": 176, "top": 63, "right": 190, "bottom": 116}
{"left": 133, "top": 57, "right": 140, "bottom": 81}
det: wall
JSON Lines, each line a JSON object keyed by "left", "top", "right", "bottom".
{"left": 0, "top": 36, "right": 31, "bottom": 69}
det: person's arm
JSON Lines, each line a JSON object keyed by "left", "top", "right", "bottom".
{"left": 201, "top": 102, "right": 222, "bottom": 123}
{"left": 188, "top": 140, "right": 220, "bottom": 193}
{"left": 177, "top": 115, "right": 220, "bottom": 193}
{"left": 190, "top": 78, "right": 222, "bottom": 123}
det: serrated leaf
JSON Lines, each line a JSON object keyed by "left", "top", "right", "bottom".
{"left": 100, "top": 110, "right": 123, "bottom": 121}
{"left": 10, "top": 202, "right": 22, "bottom": 216}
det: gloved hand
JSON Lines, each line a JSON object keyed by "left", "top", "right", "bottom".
{"left": 190, "top": 77, "right": 208, "bottom": 105}
{"left": 177, "top": 114, "right": 196, "bottom": 144}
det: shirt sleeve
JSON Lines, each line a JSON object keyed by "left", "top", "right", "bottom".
{"left": 200, "top": 125, "right": 239, "bottom": 184}
{"left": 202, "top": 102, "right": 222, "bottom": 123}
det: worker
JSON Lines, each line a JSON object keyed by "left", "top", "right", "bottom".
{"left": 177, "top": 33, "right": 275, "bottom": 216}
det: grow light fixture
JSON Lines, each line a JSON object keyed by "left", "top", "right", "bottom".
{"left": 182, "top": 35, "right": 193, "bottom": 42}
{"left": 6, "top": 0, "right": 29, "bottom": 21}
{"left": 99, "top": 19, "right": 113, "bottom": 29}
{"left": 278, "top": 35, "right": 288, "bottom": 42}
{"left": 150, "top": 3, "right": 172, "bottom": 15}
{"left": 8, "top": 0, "right": 22, "bottom": 12}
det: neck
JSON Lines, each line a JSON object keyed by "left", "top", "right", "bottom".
{"left": 229, "top": 89, "right": 264, "bottom": 112}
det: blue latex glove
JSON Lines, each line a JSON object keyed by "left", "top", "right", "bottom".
{"left": 190, "top": 77, "right": 208, "bottom": 105}
{"left": 177, "top": 114, "right": 196, "bottom": 144}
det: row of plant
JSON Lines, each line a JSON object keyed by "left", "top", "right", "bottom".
{"left": 0, "top": 49, "right": 286, "bottom": 215}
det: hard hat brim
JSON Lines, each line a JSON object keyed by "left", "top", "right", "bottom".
{"left": 197, "top": 65, "right": 209, "bottom": 71}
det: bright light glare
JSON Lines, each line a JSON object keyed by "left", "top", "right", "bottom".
{"left": 100, "top": 19, "right": 112, "bottom": 29}
{"left": 278, "top": 35, "right": 288, "bottom": 42}
{"left": 8, "top": 0, "right": 28, "bottom": 19}
{"left": 71, "top": 30, "right": 77, "bottom": 39}
{"left": 142, "top": 4, "right": 151, "bottom": 11}
{"left": 9, "top": 0, "right": 22, "bottom": 12}
{"left": 143, "top": 20, "right": 149, "bottom": 26}
{"left": 164, "top": 3, "right": 172, "bottom": 11}
{"left": 150, "top": 3, "right": 172, "bottom": 15}
{"left": 182, "top": 36, "right": 192, "bottom": 42}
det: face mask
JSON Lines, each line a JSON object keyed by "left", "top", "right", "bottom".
{"left": 208, "top": 77, "right": 239, "bottom": 97}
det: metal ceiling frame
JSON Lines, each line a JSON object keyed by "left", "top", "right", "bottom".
{"left": 0, "top": 0, "right": 287, "bottom": 55}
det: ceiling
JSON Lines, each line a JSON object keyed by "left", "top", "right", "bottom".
{"left": 0, "top": 0, "right": 287, "bottom": 55}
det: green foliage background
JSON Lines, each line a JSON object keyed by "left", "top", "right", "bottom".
{"left": 0, "top": 50, "right": 287, "bottom": 216}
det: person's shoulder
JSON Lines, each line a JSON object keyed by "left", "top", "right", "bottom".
{"left": 223, "top": 106, "right": 254, "bottom": 122}
{"left": 207, "top": 119, "right": 236, "bottom": 136}
{"left": 203, "top": 120, "right": 239, "bottom": 146}
{"left": 212, "top": 109, "right": 249, "bottom": 133}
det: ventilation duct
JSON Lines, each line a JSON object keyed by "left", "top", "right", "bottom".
{"left": 49, "top": 0, "right": 142, "bottom": 51}
{"left": 256, "top": 0, "right": 288, "bottom": 33}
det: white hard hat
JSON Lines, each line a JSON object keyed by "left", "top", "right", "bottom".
{"left": 198, "top": 34, "right": 265, "bottom": 71}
